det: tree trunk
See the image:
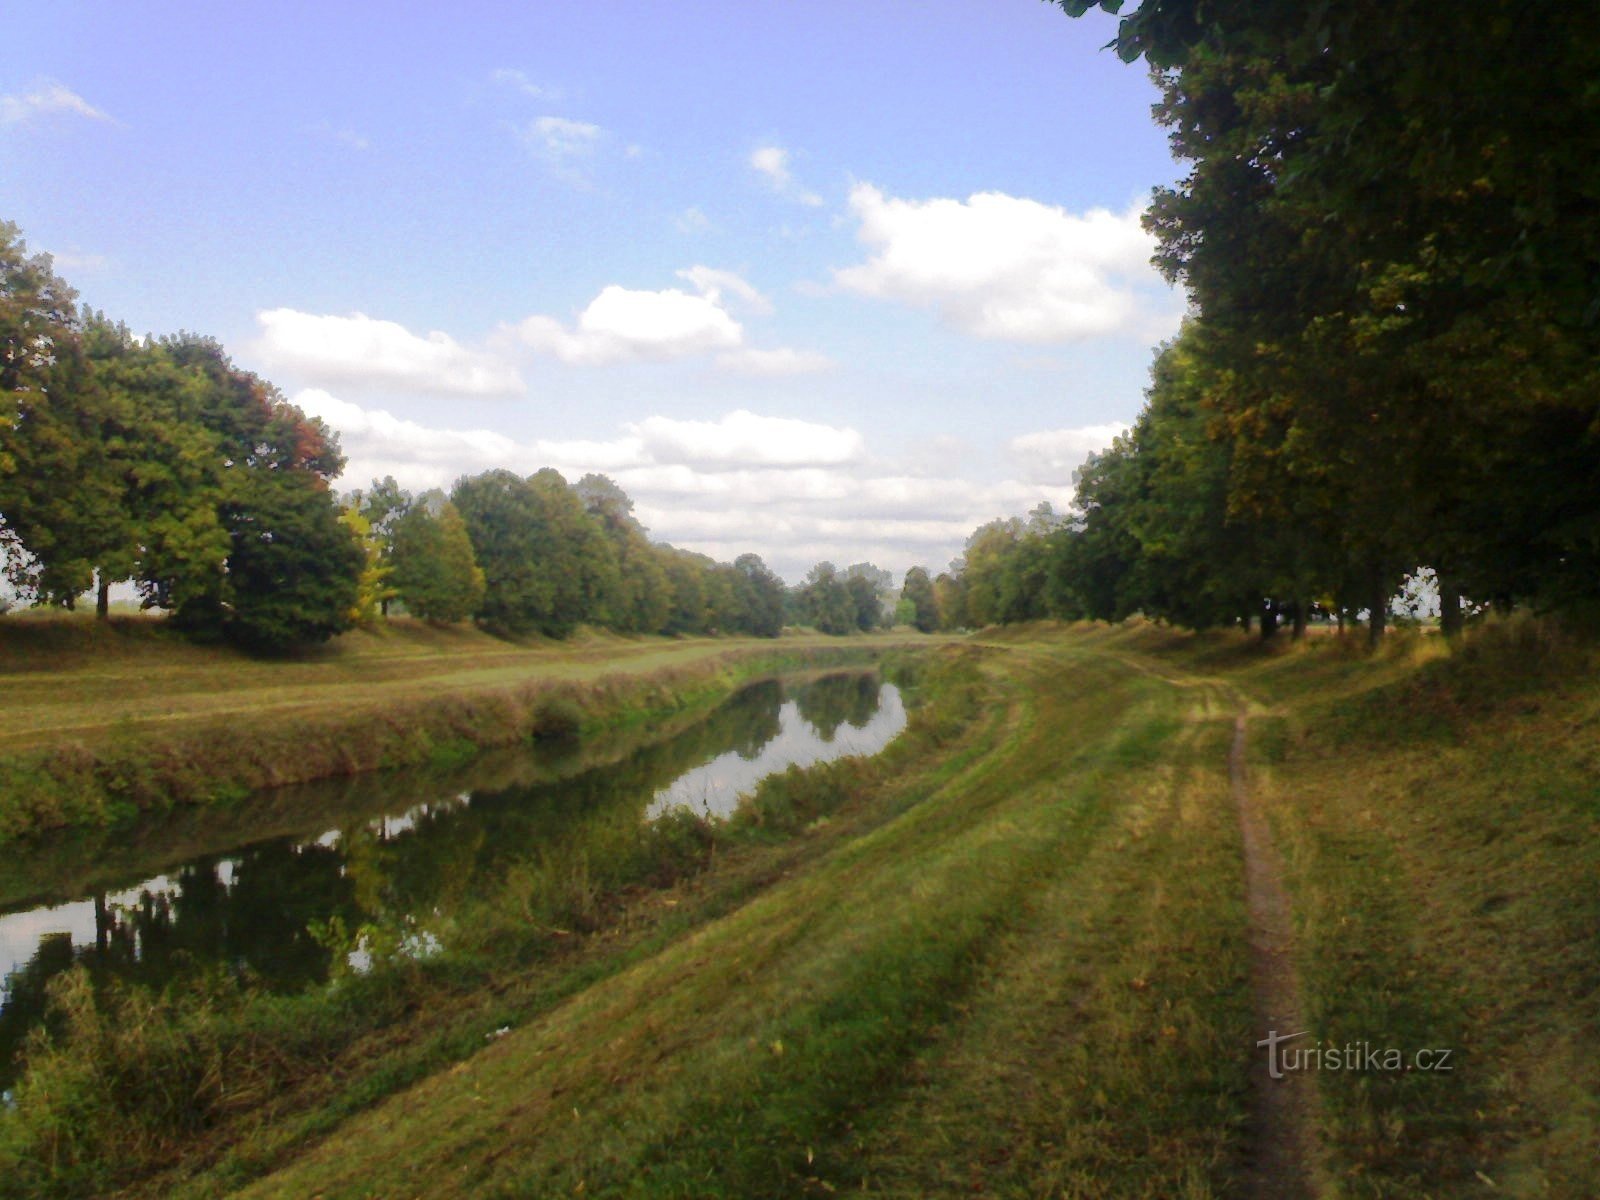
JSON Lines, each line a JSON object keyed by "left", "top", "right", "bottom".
{"left": 94, "top": 891, "right": 109, "bottom": 954}
{"left": 1260, "top": 600, "right": 1279, "bottom": 641}
{"left": 1241, "top": 609, "right": 1253, "bottom": 634}
{"left": 1368, "top": 572, "right": 1388, "bottom": 649}
{"left": 96, "top": 574, "right": 110, "bottom": 620}
{"left": 1291, "top": 594, "right": 1308, "bottom": 641}
{"left": 1438, "top": 571, "right": 1463, "bottom": 640}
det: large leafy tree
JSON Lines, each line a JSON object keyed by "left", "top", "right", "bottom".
{"left": 391, "top": 499, "right": 485, "bottom": 623}
{"left": 154, "top": 335, "right": 360, "bottom": 648}
{"left": 574, "top": 473, "right": 672, "bottom": 633}
{"left": 899, "top": 566, "right": 938, "bottom": 633}
{"left": 800, "top": 561, "right": 856, "bottom": 636}
{"left": 729, "top": 553, "right": 786, "bottom": 637}
{"left": 0, "top": 224, "right": 97, "bottom": 606}
{"left": 1051, "top": 0, "right": 1600, "bottom": 627}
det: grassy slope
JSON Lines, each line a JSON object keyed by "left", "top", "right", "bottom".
{"left": 227, "top": 627, "right": 1259, "bottom": 1198}
{"left": 9, "top": 619, "right": 1595, "bottom": 1197}
{"left": 219, "top": 620, "right": 1599, "bottom": 1200}
{"left": 0, "top": 616, "right": 928, "bottom": 837}
{"left": 0, "top": 615, "right": 911, "bottom": 753}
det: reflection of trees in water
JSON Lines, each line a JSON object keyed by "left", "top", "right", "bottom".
{"left": 790, "top": 673, "right": 880, "bottom": 742}
{"left": 0, "top": 847, "right": 361, "bottom": 1090}
{"left": 0, "top": 675, "right": 797, "bottom": 1086}
{"left": 0, "top": 931, "right": 74, "bottom": 1089}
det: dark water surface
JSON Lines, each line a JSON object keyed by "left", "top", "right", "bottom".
{"left": 0, "top": 671, "right": 904, "bottom": 1090}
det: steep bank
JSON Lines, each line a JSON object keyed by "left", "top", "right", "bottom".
{"left": 0, "top": 617, "right": 935, "bottom": 840}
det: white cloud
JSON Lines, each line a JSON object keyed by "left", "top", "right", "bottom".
{"left": 519, "top": 115, "right": 611, "bottom": 185}
{"left": 295, "top": 391, "right": 1076, "bottom": 582}
{"left": 715, "top": 347, "right": 832, "bottom": 376}
{"left": 835, "top": 184, "right": 1176, "bottom": 342}
{"left": 253, "top": 309, "right": 524, "bottom": 397}
{"left": 1, "top": 81, "right": 111, "bottom": 126}
{"left": 510, "top": 267, "right": 828, "bottom": 370}
{"left": 750, "top": 144, "right": 823, "bottom": 207}
{"left": 629, "top": 411, "right": 863, "bottom": 467}
{"left": 529, "top": 115, "right": 601, "bottom": 157}
{"left": 676, "top": 266, "right": 771, "bottom": 315}
{"left": 1009, "top": 422, "right": 1130, "bottom": 483}
{"left": 490, "top": 69, "right": 556, "bottom": 100}
{"left": 513, "top": 284, "right": 742, "bottom": 365}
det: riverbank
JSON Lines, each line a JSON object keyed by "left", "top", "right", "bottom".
{"left": 0, "top": 616, "right": 938, "bottom": 840}
{"left": 3, "top": 619, "right": 1595, "bottom": 1197}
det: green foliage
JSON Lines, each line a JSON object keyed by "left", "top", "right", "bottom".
{"left": 949, "top": 2, "right": 1600, "bottom": 636}
{"left": 218, "top": 470, "right": 365, "bottom": 651}
{"left": 800, "top": 561, "right": 856, "bottom": 635}
{"left": 391, "top": 501, "right": 485, "bottom": 624}
{"left": 899, "top": 566, "right": 938, "bottom": 632}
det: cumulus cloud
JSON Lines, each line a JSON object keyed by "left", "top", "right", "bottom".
{"left": 513, "top": 284, "right": 742, "bottom": 365}
{"left": 253, "top": 309, "right": 524, "bottom": 397}
{"left": 750, "top": 144, "right": 823, "bottom": 207}
{"left": 509, "top": 267, "right": 827, "bottom": 370}
{"left": 630, "top": 411, "right": 863, "bottom": 467}
{"left": 1, "top": 81, "right": 111, "bottom": 126}
{"left": 835, "top": 184, "right": 1176, "bottom": 342}
{"left": 676, "top": 266, "right": 772, "bottom": 315}
{"left": 295, "top": 391, "right": 1077, "bottom": 582}
{"left": 1009, "top": 422, "right": 1130, "bottom": 483}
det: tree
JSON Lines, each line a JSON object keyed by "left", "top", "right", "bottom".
{"left": 574, "top": 473, "right": 672, "bottom": 633}
{"left": 800, "top": 562, "right": 855, "bottom": 635}
{"left": 730, "top": 553, "right": 786, "bottom": 637}
{"left": 338, "top": 503, "right": 389, "bottom": 626}
{"left": 154, "top": 334, "right": 359, "bottom": 649}
{"left": 220, "top": 468, "right": 365, "bottom": 649}
{"left": 0, "top": 225, "right": 104, "bottom": 609}
{"left": 391, "top": 501, "right": 485, "bottom": 623}
{"left": 353, "top": 476, "right": 412, "bottom": 617}
{"left": 1050, "top": 0, "right": 1600, "bottom": 628}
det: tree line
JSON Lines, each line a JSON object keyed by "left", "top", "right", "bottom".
{"left": 0, "top": 222, "right": 844, "bottom": 649}
{"left": 934, "top": 0, "right": 1600, "bottom": 642}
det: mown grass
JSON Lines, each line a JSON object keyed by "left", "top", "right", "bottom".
{"left": 208, "top": 633, "right": 1258, "bottom": 1199}
{"left": 0, "top": 650, "right": 988, "bottom": 1199}
{"left": 7, "top": 616, "right": 1597, "bottom": 1198}
{"left": 0, "top": 615, "right": 928, "bottom": 838}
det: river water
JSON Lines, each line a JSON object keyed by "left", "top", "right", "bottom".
{"left": 0, "top": 670, "right": 904, "bottom": 1089}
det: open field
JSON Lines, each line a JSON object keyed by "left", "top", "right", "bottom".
{"left": 2, "top": 619, "right": 1596, "bottom": 1197}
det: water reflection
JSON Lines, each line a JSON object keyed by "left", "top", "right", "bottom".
{"left": 0, "top": 671, "right": 904, "bottom": 1087}
{"left": 649, "top": 676, "right": 906, "bottom": 819}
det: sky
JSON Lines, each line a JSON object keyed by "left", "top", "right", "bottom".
{"left": 4, "top": 0, "right": 1186, "bottom": 584}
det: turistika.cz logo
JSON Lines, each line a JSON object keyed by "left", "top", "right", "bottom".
{"left": 1256, "top": 1030, "right": 1454, "bottom": 1080}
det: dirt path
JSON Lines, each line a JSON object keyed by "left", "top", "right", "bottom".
{"left": 1231, "top": 712, "right": 1320, "bottom": 1198}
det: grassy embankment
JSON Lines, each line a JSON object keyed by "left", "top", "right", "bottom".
{"left": 3, "top": 618, "right": 1596, "bottom": 1197}
{"left": 0, "top": 615, "right": 924, "bottom": 840}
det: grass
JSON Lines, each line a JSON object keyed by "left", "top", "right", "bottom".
{"left": 206, "top": 633, "right": 1261, "bottom": 1199}
{"left": 3, "top": 616, "right": 1597, "bottom": 1197}
{"left": 0, "top": 615, "right": 932, "bottom": 838}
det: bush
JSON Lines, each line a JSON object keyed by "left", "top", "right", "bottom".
{"left": 531, "top": 695, "right": 586, "bottom": 740}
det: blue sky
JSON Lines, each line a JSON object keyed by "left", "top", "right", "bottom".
{"left": 5, "top": 1, "right": 1184, "bottom": 582}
